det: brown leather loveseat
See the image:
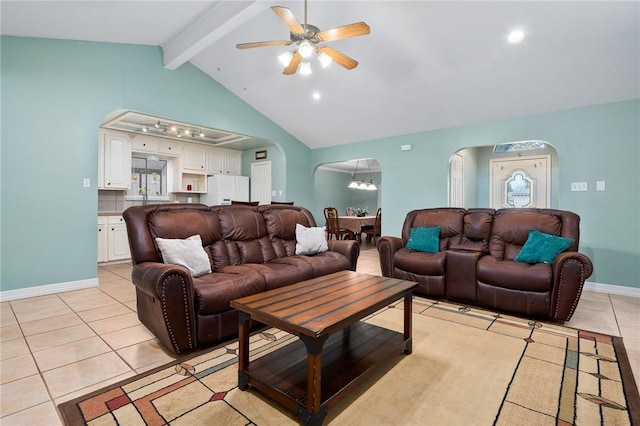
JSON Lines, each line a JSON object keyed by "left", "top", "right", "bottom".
{"left": 378, "top": 208, "right": 593, "bottom": 322}
{"left": 124, "top": 203, "right": 359, "bottom": 354}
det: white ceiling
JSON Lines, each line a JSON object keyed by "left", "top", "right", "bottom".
{"left": 2, "top": 1, "right": 638, "bottom": 150}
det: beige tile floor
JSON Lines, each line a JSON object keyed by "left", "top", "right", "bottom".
{"left": 1, "top": 244, "right": 638, "bottom": 425}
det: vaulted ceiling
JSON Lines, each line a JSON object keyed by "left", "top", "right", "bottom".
{"left": 2, "top": 1, "right": 638, "bottom": 149}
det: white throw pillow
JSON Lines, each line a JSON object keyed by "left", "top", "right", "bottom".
{"left": 155, "top": 234, "right": 212, "bottom": 277}
{"left": 295, "top": 224, "right": 328, "bottom": 255}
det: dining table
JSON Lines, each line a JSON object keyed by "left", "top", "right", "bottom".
{"left": 338, "top": 215, "right": 376, "bottom": 235}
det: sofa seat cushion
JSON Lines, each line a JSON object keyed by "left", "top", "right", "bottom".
{"left": 223, "top": 261, "right": 314, "bottom": 291}
{"left": 288, "top": 252, "right": 351, "bottom": 277}
{"left": 192, "top": 271, "right": 265, "bottom": 315}
{"left": 477, "top": 256, "right": 551, "bottom": 292}
{"left": 393, "top": 248, "right": 445, "bottom": 276}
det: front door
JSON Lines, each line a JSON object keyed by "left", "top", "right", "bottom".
{"left": 489, "top": 155, "right": 550, "bottom": 209}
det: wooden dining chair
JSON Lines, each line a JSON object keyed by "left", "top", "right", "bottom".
{"left": 361, "top": 208, "right": 382, "bottom": 244}
{"left": 324, "top": 207, "right": 356, "bottom": 241}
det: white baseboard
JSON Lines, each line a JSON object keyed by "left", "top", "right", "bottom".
{"left": 0, "top": 278, "right": 99, "bottom": 302}
{"left": 583, "top": 281, "right": 640, "bottom": 298}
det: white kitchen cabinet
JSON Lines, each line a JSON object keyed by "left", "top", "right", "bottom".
{"left": 206, "top": 146, "right": 225, "bottom": 175}
{"left": 131, "top": 135, "right": 158, "bottom": 153}
{"left": 106, "top": 216, "right": 131, "bottom": 261}
{"left": 182, "top": 142, "right": 206, "bottom": 171}
{"left": 158, "top": 139, "right": 180, "bottom": 156}
{"left": 99, "top": 130, "right": 132, "bottom": 190}
{"left": 97, "top": 217, "right": 108, "bottom": 263}
{"left": 206, "top": 147, "right": 242, "bottom": 175}
{"left": 224, "top": 149, "right": 242, "bottom": 175}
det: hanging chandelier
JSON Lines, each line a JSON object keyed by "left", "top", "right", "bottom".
{"left": 347, "top": 159, "right": 377, "bottom": 191}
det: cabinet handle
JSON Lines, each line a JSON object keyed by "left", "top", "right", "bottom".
{"left": 107, "top": 182, "right": 111, "bottom": 186}
{"left": 111, "top": 228, "right": 115, "bottom": 231}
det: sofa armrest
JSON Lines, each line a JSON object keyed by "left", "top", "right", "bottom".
{"left": 550, "top": 252, "right": 594, "bottom": 322}
{"left": 131, "top": 262, "right": 197, "bottom": 354}
{"left": 377, "top": 236, "right": 405, "bottom": 277}
{"left": 327, "top": 239, "right": 360, "bottom": 271}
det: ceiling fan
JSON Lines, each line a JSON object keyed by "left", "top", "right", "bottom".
{"left": 236, "top": 0, "right": 370, "bottom": 75}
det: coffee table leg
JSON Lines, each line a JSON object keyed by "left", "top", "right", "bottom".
{"left": 238, "top": 311, "right": 250, "bottom": 390}
{"left": 299, "top": 334, "right": 329, "bottom": 426}
{"left": 404, "top": 292, "right": 413, "bottom": 354}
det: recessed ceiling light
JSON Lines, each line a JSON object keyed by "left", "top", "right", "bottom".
{"left": 312, "top": 92, "right": 321, "bottom": 100}
{"left": 507, "top": 29, "right": 526, "bottom": 44}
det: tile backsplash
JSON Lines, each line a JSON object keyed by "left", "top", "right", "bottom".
{"left": 98, "top": 190, "right": 200, "bottom": 213}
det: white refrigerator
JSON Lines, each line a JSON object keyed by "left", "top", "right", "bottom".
{"left": 201, "top": 175, "right": 250, "bottom": 205}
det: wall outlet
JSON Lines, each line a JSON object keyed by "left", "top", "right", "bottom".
{"left": 596, "top": 181, "right": 606, "bottom": 191}
{"left": 570, "top": 182, "right": 588, "bottom": 192}
{"left": 401, "top": 144, "right": 412, "bottom": 151}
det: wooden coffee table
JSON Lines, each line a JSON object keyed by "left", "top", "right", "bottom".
{"left": 231, "top": 270, "right": 417, "bottom": 425}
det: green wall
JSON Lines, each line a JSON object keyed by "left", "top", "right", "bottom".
{"left": 2, "top": 35, "right": 638, "bottom": 292}
{"left": 1, "top": 36, "right": 311, "bottom": 291}
{"left": 312, "top": 99, "right": 640, "bottom": 289}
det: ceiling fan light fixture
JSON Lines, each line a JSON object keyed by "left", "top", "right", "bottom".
{"left": 278, "top": 51, "right": 293, "bottom": 66}
{"left": 366, "top": 182, "right": 377, "bottom": 191}
{"left": 357, "top": 182, "right": 368, "bottom": 190}
{"left": 298, "top": 40, "right": 314, "bottom": 59}
{"left": 348, "top": 181, "right": 359, "bottom": 189}
{"left": 318, "top": 51, "right": 332, "bottom": 68}
{"left": 299, "top": 60, "right": 312, "bottom": 75}
{"left": 507, "top": 29, "right": 525, "bottom": 44}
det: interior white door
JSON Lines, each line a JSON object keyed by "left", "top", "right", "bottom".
{"left": 251, "top": 161, "right": 272, "bottom": 205}
{"left": 449, "top": 153, "right": 464, "bottom": 207}
{"left": 490, "top": 155, "right": 550, "bottom": 209}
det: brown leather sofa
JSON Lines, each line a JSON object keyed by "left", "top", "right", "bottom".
{"left": 378, "top": 208, "right": 593, "bottom": 322}
{"left": 123, "top": 203, "right": 359, "bottom": 354}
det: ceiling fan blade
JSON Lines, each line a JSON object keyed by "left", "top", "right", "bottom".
{"left": 271, "top": 6, "right": 305, "bottom": 35}
{"left": 236, "top": 40, "right": 291, "bottom": 49}
{"left": 317, "top": 46, "right": 359, "bottom": 70}
{"left": 316, "top": 22, "right": 370, "bottom": 42}
{"left": 283, "top": 51, "right": 302, "bottom": 75}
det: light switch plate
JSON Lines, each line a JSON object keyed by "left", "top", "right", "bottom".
{"left": 571, "top": 182, "right": 588, "bottom": 192}
{"left": 83, "top": 178, "right": 91, "bottom": 188}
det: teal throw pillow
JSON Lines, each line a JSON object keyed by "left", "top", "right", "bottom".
{"left": 514, "top": 229, "right": 574, "bottom": 264}
{"left": 406, "top": 226, "right": 441, "bottom": 253}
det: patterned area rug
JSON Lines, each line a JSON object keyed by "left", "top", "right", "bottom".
{"left": 58, "top": 297, "right": 639, "bottom": 425}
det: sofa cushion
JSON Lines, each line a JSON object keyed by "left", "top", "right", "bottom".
{"left": 394, "top": 248, "right": 445, "bottom": 276}
{"left": 402, "top": 208, "right": 465, "bottom": 251}
{"left": 514, "top": 229, "right": 574, "bottom": 264}
{"left": 489, "top": 210, "right": 564, "bottom": 260}
{"left": 477, "top": 256, "right": 552, "bottom": 292}
{"left": 295, "top": 224, "right": 328, "bottom": 255}
{"left": 155, "top": 235, "right": 212, "bottom": 277}
{"left": 222, "top": 262, "right": 314, "bottom": 291}
{"left": 289, "top": 252, "right": 351, "bottom": 277}
{"left": 406, "top": 226, "right": 440, "bottom": 253}
{"left": 192, "top": 271, "right": 265, "bottom": 315}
